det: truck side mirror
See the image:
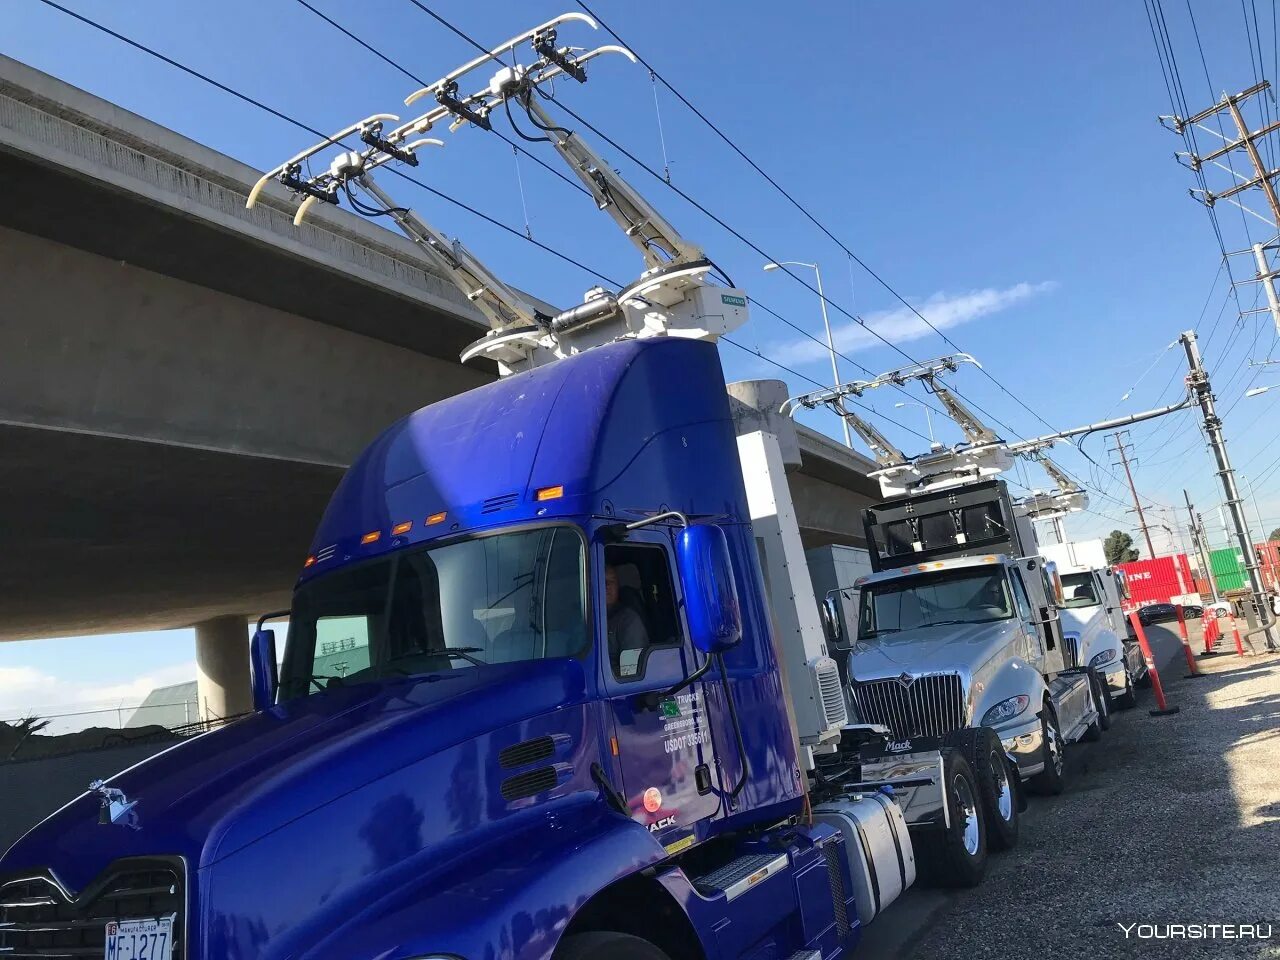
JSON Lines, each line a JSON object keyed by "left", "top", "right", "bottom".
{"left": 676, "top": 524, "right": 742, "bottom": 654}
{"left": 820, "top": 595, "right": 843, "bottom": 647}
{"left": 250, "top": 627, "right": 279, "bottom": 711}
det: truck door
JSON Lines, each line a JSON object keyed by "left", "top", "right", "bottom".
{"left": 599, "top": 537, "right": 722, "bottom": 842}
{"left": 1009, "top": 569, "right": 1045, "bottom": 671}
{"left": 1099, "top": 572, "right": 1123, "bottom": 634}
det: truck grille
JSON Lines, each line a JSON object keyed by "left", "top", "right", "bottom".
{"left": 849, "top": 672, "right": 965, "bottom": 738}
{"left": 0, "top": 860, "right": 185, "bottom": 958}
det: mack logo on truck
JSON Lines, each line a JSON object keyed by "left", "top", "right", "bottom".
{"left": 647, "top": 815, "right": 678, "bottom": 832}
{"left": 886, "top": 739, "right": 914, "bottom": 753}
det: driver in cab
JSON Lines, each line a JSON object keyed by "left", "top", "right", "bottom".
{"left": 605, "top": 564, "right": 651, "bottom": 677}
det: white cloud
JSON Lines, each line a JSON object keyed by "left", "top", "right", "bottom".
{"left": 0, "top": 661, "right": 197, "bottom": 732}
{"left": 769, "top": 281, "right": 1059, "bottom": 368}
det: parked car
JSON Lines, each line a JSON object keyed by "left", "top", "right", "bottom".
{"left": 1137, "top": 602, "right": 1179, "bottom": 625}
{"left": 1205, "top": 601, "right": 1233, "bottom": 618}
{"left": 1181, "top": 604, "right": 1203, "bottom": 618}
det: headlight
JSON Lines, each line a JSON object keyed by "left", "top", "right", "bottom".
{"left": 981, "top": 694, "right": 1031, "bottom": 726}
{"left": 1089, "top": 648, "right": 1119, "bottom": 668}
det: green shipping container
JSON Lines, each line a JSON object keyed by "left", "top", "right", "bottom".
{"left": 1209, "top": 547, "right": 1249, "bottom": 593}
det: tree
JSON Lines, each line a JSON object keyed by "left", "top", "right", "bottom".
{"left": 1104, "top": 530, "right": 1140, "bottom": 565}
{"left": 1269, "top": 527, "right": 1280, "bottom": 543}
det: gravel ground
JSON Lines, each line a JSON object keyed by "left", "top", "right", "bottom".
{"left": 873, "top": 622, "right": 1280, "bottom": 960}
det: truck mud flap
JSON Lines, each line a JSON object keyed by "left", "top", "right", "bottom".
{"left": 1048, "top": 670, "right": 1096, "bottom": 744}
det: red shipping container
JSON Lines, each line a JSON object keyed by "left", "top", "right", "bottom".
{"left": 1118, "top": 554, "right": 1198, "bottom": 611}
{"left": 1249, "top": 542, "right": 1280, "bottom": 593}
{"left": 1255, "top": 541, "right": 1280, "bottom": 592}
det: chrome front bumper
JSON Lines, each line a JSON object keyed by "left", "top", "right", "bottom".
{"left": 999, "top": 714, "right": 1045, "bottom": 780}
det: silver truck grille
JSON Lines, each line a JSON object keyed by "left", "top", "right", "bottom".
{"left": 850, "top": 672, "right": 965, "bottom": 738}
{"left": 0, "top": 861, "right": 185, "bottom": 958}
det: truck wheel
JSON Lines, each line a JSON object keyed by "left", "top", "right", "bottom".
{"left": 1083, "top": 668, "right": 1110, "bottom": 741}
{"left": 1114, "top": 668, "right": 1138, "bottom": 709}
{"left": 913, "top": 747, "right": 987, "bottom": 887}
{"left": 942, "top": 727, "right": 1019, "bottom": 851}
{"left": 1027, "top": 704, "right": 1067, "bottom": 796}
{"left": 555, "top": 933, "right": 672, "bottom": 960}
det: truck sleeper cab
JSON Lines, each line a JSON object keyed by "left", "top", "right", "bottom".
{"left": 0, "top": 338, "right": 861, "bottom": 960}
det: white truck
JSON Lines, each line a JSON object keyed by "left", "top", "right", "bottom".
{"left": 1041, "top": 540, "right": 1146, "bottom": 708}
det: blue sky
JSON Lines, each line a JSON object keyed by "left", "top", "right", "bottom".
{"left": 4, "top": 1, "right": 1280, "bottom": 719}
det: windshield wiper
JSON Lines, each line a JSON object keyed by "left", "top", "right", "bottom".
{"left": 861, "top": 628, "right": 901, "bottom": 638}
{"left": 439, "top": 647, "right": 487, "bottom": 666}
{"left": 387, "top": 646, "right": 489, "bottom": 669}
{"left": 919, "top": 617, "right": 1007, "bottom": 628}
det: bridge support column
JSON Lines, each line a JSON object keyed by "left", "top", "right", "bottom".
{"left": 195, "top": 615, "right": 252, "bottom": 722}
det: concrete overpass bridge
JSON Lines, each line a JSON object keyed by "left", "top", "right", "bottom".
{"left": 0, "top": 55, "right": 881, "bottom": 718}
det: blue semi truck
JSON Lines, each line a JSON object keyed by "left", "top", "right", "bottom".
{"left": 0, "top": 17, "right": 1020, "bottom": 958}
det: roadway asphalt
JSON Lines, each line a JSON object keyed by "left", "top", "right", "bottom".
{"left": 854, "top": 620, "right": 1280, "bottom": 960}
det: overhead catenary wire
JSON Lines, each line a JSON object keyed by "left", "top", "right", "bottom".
{"left": 574, "top": 0, "right": 1105, "bottom": 449}
{"left": 560, "top": 0, "right": 1189, "bottom": 516}
{"left": 42, "top": 0, "right": 1162, "bottom": 518}
{"left": 33, "top": 0, "right": 950, "bottom": 453}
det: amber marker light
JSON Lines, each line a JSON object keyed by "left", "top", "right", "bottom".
{"left": 392, "top": 521, "right": 413, "bottom": 536}
{"left": 535, "top": 485, "right": 564, "bottom": 501}
{"left": 426, "top": 511, "right": 447, "bottom": 526}
{"left": 360, "top": 530, "right": 381, "bottom": 545}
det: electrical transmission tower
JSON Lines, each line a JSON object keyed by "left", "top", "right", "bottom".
{"left": 1108, "top": 430, "right": 1155, "bottom": 558}
{"left": 1165, "top": 81, "right": 1280, "bottom": 334}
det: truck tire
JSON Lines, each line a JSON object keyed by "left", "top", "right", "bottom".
{"left": 913, "top": 747, "right": 987, "bottom": 888}
{"left": 1114, "top": 667, "right": 1138, "bottom": 709}
{"left": 941, "top": 727, "right": 1019, "bottom": 852}
{"left": 555, "top": 933, "right": 673, "bottom": 960}
{"left": 1083, "top": 668, "right": 1111, "bottom": 741}
{"left": 1027, "top": 703, "right": 1067, "bottom": 796}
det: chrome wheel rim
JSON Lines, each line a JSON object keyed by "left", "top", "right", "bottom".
{"left": 1045, "top": 714, "right": 1064, "bottom": 775}
{"left": 1095, "top": 678, "right": 1109, "bottom": 719}
{"left": 953, "top": 773, "right": 981, "bottom": 855}
{"left": 990, "top": 749, "right": 1014, "bottom": 821}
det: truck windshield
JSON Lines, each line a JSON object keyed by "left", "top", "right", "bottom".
{"left": 279, "top": 526, "right": 587, "bottom": 700}
{"left": 1060, "top": 572, "right": 1100, "bottom": 609}
{"left": 858, "top": 567, "right": 1013, "bottom": 638}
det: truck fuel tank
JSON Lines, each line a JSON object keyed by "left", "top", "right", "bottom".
{"left": 812, "top": 793, "right": 916, "bottom": 924}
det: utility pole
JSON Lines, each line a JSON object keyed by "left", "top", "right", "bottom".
{"left": 1185, "top": 489, "right": 1222, "bottom": 603}
{"left": 1108, "top": 430, "right": 1156, "bottom": 558}
{"left": 1168, "top": 81, "right": 1280, "bottom": 334}
{"left": 1180, "top": 329, "right": 1278, "bottom": 649}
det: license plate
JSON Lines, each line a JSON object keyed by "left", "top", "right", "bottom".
{"left": 104, "top": 917, "right": 173, "bottom": 960}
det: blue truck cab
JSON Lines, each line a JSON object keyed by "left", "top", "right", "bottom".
{"left": 0, "top": 338, "right": 859, "bottom": 959}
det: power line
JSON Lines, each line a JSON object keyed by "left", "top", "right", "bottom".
{"left": 289, "top": 0, "right": 591, "bottom": 202}
{"left": 556, "top": 1, "right": 1203, "bottom": 517}
{"left": 574, "top": 0, "right": 1093, "bottom": 450}
{"left": 35, "top": 0, "right": 943, "bottom": 453}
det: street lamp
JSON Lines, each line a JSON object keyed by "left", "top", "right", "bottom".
{"left": 1241, "top": 475, "right": 1268, "bottom": 541}
{"left": 894, "top": 401, "right": 937, "bottom": 443}
{"left": 1245, "top": 384, "right": 1280, "bottom": 397}
{"left": 762, "top": 260, "right": 852, "bottom": 448}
